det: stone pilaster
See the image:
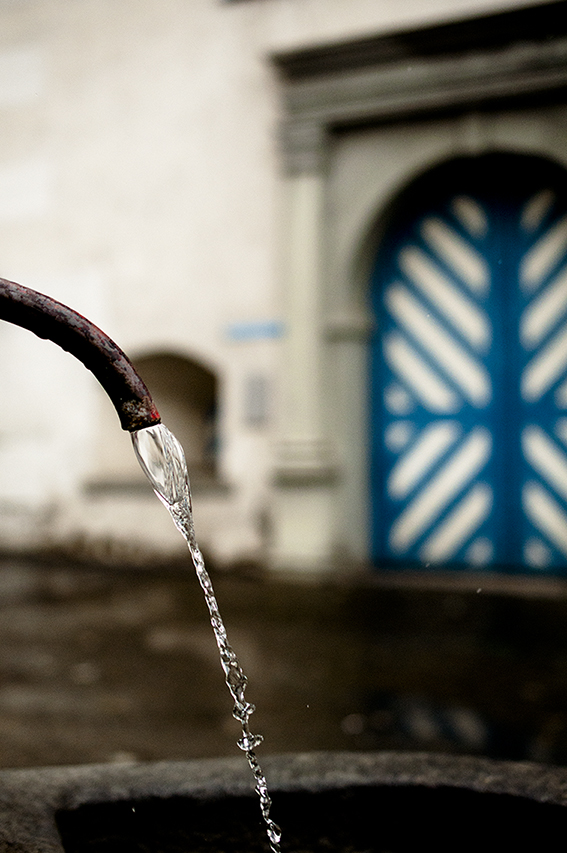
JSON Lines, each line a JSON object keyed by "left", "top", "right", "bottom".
{"left": 270, "top": 125, "right": 339, "bottom": 573}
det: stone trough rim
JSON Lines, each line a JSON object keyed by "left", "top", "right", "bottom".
{"left": 1, "top": 750, "right": 567, "bottom": 851}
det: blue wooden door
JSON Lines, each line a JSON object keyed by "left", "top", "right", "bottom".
{"left": 370, "top": 153, "right": 567, "bottom": 572}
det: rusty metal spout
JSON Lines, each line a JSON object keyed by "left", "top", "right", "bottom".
{"left": 0, "top": 277, "right": 161, "bottom": 432}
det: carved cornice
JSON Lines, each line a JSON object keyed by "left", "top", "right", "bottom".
{"left": 272, "top": 1, "right": 567, "bottom": 174}
{"left": 272, "top": 2, "right": 567, "bottom": 80}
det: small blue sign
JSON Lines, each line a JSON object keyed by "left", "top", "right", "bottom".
{"left": 226, "top": 321, "right": 284, "bottom": 342}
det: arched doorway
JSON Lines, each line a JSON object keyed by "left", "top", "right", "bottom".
{"left": 370, "top": 152, "right": 567, "bottom": 572}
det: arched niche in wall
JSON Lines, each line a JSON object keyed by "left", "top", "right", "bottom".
{"left": 134, "top": 353, "right": 217, "bottom": 478}
{"left": 87, "top": 351, "right": 218, "bottom": 492}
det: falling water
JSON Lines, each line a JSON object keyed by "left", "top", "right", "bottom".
{"left": 131, "top": 422, "right": 282, "bottom": 853}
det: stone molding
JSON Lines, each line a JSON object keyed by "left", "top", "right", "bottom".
{"left": 272, "top": 1, "right": 567, "bottom": 173}
{"left": 272, "top": 437, "right": 338, "bottom": 486}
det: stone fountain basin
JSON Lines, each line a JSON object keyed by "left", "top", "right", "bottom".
{"left": 0, "top": 751, "right": 566, "bottom": 852}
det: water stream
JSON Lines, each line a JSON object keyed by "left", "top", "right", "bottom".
{"left": 131, "top": 422, "right": 282, "bottom": 853}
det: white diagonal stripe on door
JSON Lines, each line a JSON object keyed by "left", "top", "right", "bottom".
{"left": 420, "top": 482, "right": 492, "bottom": 563}
{"left": 520, "top": 214, "right": 567, "bottom": 292}
{"left": 521, "top": 323, "right": 567, "bottom": 401}
{"left": 520, "top": 189, "right": 555, "bottom": 233}
{"left": 451, "top": 196, "right": 488, "bottom": 238}
{"left": 384, "top": 333, "right": 460, "bottom": 413}
{"left": 523, "top": 425, "right": 567, "bottom": 503}
{"left": 421, "top": 217, "right": 489, "bottom": 294}
{"left": 523, "top": 481, "right": 567, "bottom": 558}
{"left": 389, "top": 427, "right": 491, "bottom": 554}
{"left": 521, "top": 266, "right": 567, "bottom": 348}
{"left": 388, "top": 421, "right": 461, "bottom": 500}
{"left": 386, "top": 284, "right": 491, "bottom": 406}
{"left": 400, "top": 246, "right": 491, "bottom": 349}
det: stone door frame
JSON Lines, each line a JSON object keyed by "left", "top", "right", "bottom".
{"left": 269, "top": 1, "right": 567, "bottom": 572}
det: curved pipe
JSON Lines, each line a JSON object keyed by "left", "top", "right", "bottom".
{"left": 0, "top": 277, "right": 161, "bottom": 432}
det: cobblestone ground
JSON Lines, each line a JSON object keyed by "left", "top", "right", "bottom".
{"left": 2, "top": 557, "right": 567, "bottom": 770}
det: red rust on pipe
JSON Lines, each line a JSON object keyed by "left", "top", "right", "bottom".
{"left": 0, "top": 277, "right": 161, "bottom": 432}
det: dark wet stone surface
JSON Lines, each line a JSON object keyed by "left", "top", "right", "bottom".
{"left": 3, "top": 751, "right": 567, "bottom": 853}
{"left": 55, "top": 785, "right": 567, "bottom": 853}
{"left": 3, "top": 557, "right": 567, "bottom": 770}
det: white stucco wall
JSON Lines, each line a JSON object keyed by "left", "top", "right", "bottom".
{"left": 0, "top": 0, "right": 550, "bottom": 563}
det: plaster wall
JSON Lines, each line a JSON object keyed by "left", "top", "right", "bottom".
{"left": 0, "top": 0, "right": 552, "bottom": 563}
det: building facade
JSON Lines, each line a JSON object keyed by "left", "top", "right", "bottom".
{"left": 1, "top": 0, "right": 566, "bottom": 574}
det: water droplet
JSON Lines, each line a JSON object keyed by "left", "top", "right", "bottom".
{"left": 267, "top": 822, "right": 282, "bottom": 844}
{"left": 238, "top": 732, "right": 264, "bottom": 751}
{"left": 233, "top": 701, "right": 255, "bottom": 722}
{"left": 226, "top": 664, "right": 247, "bottom": 696}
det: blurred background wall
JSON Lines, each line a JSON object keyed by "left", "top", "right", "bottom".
{"left": 1, "top": 0, "right": 566, "bottom": 576}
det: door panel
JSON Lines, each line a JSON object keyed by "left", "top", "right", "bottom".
{"left": 370, "top": 154, "right": 567, "bottom": 572}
